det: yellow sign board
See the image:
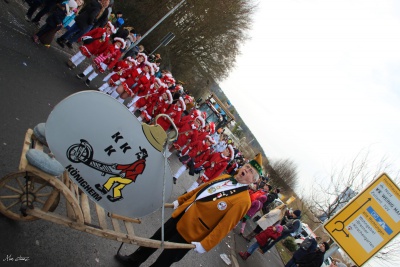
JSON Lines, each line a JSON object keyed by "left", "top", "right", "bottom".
{"left": 285, "top": 196, "right": 296, "bottom": 205}
{"left": 324, "top": 173, "right": 400, "bottom": 266}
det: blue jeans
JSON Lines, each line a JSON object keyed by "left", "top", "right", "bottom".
{"left": 246, "top": 241, "right": 260, "bottom": 255}
{"left": 60, "top": 24, "right": 94, "bottom": 43}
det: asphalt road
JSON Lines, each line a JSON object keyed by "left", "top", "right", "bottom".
{"left": 0, "top": 1, "right": 284, "bottom": 267}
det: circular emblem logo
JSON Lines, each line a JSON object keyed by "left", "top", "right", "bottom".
{"left": 217, "top": 201, "right": 227, "bottom": 211}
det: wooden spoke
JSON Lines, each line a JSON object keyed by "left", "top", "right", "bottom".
{"left": 35, "top": 192, "right": 52, "bottom": 198}
{"left": 6, "top": 200, "right": 21, "bottom": 210}
{"left": 15, "top": 176, "right": 25, "bottom": 191}
{"left": 0, "top": 194, "right": 20, "bottom": 199}
{"left": 36, "top": 198, "right": 46, "bottom": 205}
{"left": 4, "top": 184, "right": 23, "bottom": 194}
{"left": 33, "top": 182, "right": 48, "bottom": 194}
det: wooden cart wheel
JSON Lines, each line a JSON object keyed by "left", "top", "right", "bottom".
{"left": 0, "top": 171, "right": 60, "bottom": 221}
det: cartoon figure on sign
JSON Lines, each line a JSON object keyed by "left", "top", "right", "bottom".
{"left": 66, "top": 139, "right": 148, "bottom": 202}
{"left": 95, "top": 147, "right": 148, "bottom": 202}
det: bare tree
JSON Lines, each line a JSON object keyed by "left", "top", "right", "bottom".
{"left": 269, "top": 159, "right": 299, "bottom": 190}
{"left": 115, "top": 0, "right": 257, "bottom": 97}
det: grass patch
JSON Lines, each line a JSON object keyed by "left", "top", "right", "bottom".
{"left": 276, "top": 241, "right": 294, "bottom": 264}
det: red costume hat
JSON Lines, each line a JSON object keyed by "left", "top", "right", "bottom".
{"left": 144, "top": 61, "right": 154, "bottom": 75}
{"left": 113, "top": 37, "right": 126, "bottom": 49}
{"left": 227, "top": 145, "right": 235, "bottom": 161}
{"left": 193, "top": 109, "right": 201, "bottom": 117}
{"left": 136, "top": 52, "right": 147, "bottom": 62}
{"left": 184, "top": 94, "right": 193, "bottom": 103}
{"left": 177, "top": 97, "right": 186, "bottom": 110}
{"left": 164, "top": 90, "right": 173, "bottom": 104}
{"left": 151, "top": 62, "right": 159, "bottom": 73}
{"left": 205, "top": 135, "right": 216, "bottom": 145}
{"left": 195, "top": 116, "right": 205, "bottom": 128}
{"left": 126, "top": 56, "right": 135, "bottom": 63}
{"left": 208, "top": 122, "right": 215, "bottom": 134}
{"left": 106, "top": 21, "right": 116, "bottom": 34}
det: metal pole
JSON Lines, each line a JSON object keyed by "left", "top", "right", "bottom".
{"left": 150, "top": 32, "right": 175, "bottom": 55}
{"left": 124, "top": 0, "right": 187, "bottom": 54}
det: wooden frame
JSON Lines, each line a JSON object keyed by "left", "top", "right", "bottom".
{"left": 0, "top": 129, "right": 194, "bottom": 250}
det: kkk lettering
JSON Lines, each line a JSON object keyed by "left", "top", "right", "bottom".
{"left": 105, "top": 132, "right": 132, "bottom": 156}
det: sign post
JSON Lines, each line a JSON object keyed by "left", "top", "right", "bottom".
{"left": 324, "top": 173, "right": 400, "bottom": 266}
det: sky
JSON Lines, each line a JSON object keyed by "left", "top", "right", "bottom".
{"left": 220, "top": 0, "right": 400, "bottom": 191}
{"left": 220, "top": 1, "right": 400, "bottom": 265}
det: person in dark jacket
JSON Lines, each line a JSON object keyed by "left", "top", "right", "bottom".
{"left": 56, "top": 0, "right": 103, "bottom": 48}
{"left": 30, "top": 0, "right": 64, "bottom": 25}
{"left": 262, "top": 187, "right": 280, "bottom": 214}
{"left": 92, "top": 0, "right": 113, "bottom": 29}
{"left": 287, "top": 241, "right": 330, "bottom": 267}
{"left": 32, "top": 2, "right": 67, "bottom": 47}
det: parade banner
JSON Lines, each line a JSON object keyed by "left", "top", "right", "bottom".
{"left": 46, "top": 91, "right": 173, "bottom": 218}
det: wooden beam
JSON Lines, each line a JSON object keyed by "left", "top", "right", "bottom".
{"left": 26, "top": 209, "right": 195, "bottom": 249}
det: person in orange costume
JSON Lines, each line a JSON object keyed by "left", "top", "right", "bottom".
{"left": 115, "top": 155, "right": 263, "bottom": 267}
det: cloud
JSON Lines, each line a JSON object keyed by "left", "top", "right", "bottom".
{"left": 221, "top": 0, "right": 400, "bottom": 186}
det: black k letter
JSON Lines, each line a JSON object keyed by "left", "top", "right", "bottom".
{"left": 104, "top": 145, "right": 117, "bottom": 156}
{"left": 120, "top": 143, "right": 132, "bottom": 153}
{"left": 112, "top": 132, "right": 123, "bottom": 143}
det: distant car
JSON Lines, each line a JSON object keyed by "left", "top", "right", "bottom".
{"left": 294, "top": 223, "right": 317, "bottom": 244}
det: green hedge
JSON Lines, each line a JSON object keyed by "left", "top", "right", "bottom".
{"left": 283, "top": 237, "right": 298, "bottom": 252}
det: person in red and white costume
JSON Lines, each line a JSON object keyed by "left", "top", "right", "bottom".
{"left": 197, "top": 121, "right": 216, "bottom": 143}
{"left": 156, "top": 97, "right": 185, "bottom": 131}
{"left": 186, "top": 144, "right": 235, "bottom": 192}
{"left": 68, "top": 21, "right": 116, "bottom": 69}
{"left": 98, "top": 56, "right": 135, "bottom": 93}
{"left": 115, "top": 59, "right": 152, "bottom": 103}
{"left": 133, "top": 52, "right": 147, "bottom": 69}
{"left": 172, "top": 135, "right": 215, "bottom": 184}
{"left": 125, "top": 61, "right": 155, "bottom": 107}
{"left": 130, "top": 78, "right": 166, "bottom": 122}
{"left": 76, "top": 37, "right": 126, "bottom": 87}
{"left": 107, "top": 53, "right": 148, "bottom": 99}
{"left": 170, "top": 115, "right": 205, "bottom": 154}
{"left": 151, "top": 89, "right": 173, "bottom": 118}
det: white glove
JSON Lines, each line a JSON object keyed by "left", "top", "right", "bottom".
{"left": 173, "top": 200, "right": 179, "bottom": 209}
{"left": 191, "top": 242, "right": 206, "bottom": 254}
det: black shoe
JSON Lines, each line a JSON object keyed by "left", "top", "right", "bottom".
{"left": 65, "top": 41, "right": 73, "bottom": 49}
{"left": 66, "top": 60, "right": 76, "bottom": 69}
{"left": 95, "top": 184, "right": 108, "bottom": 194}
{"left": 107, "top": 195, "right": 123, "bottom": 202}
{"left": 76, "top": 73, "right": 85, "bottom": 79}
{"left": 173, "top": 177, "right": 177, "bottom": 184}
{"left": 56, "top": 38, "right": 65, "bottom": 48}
{"left": 114, "top": 254, "right": 141, "bottom": 267}
{"left": 85, "top": 79, "right": 91, "bottom": 87}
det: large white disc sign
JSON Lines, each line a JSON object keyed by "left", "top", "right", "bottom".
{"left": 46, "top": 91, "right": 173, "bottom": 218}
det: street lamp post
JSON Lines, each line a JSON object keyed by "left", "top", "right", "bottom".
{"left": 124, "top": 0, "right": 186, "bottom": 55}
